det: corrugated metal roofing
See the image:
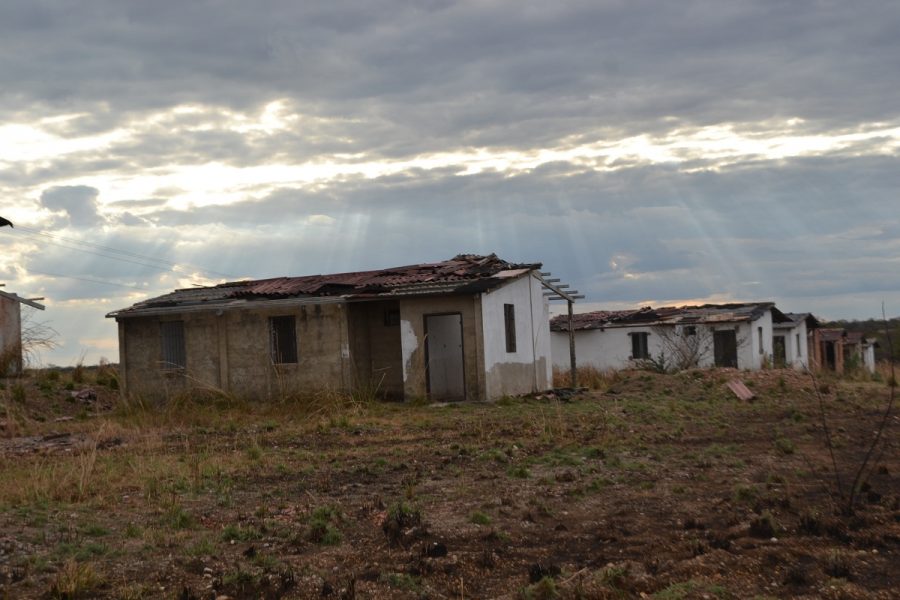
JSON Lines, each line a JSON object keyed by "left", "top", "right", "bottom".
{"left": 817, "top": 328, "right": 871, "bottom": 345}
{"left": 774, "top": 312, "right": 820, "bottom": 330}
{"left": 550, "top": 302, "right": 785, "bottom": 332}
{"left": 108, "top": 254, "right": 540, "bottom": 318}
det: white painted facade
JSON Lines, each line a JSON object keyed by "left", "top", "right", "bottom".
{"left": 863, "top": 342, "right": 877, "bottom": 373}
{"left": 774, "top": 320, "right": 810, "bottom": 370}
{"left": 480, "top": 272, "right": 552, "bottom": 398}
{"left": 551, "top": 308, "right": 779, "bottom": 372}
{"left": 744, "top": 310, "right": 774, "bottom": 370}
{"left": 551, "top": 324, "right": 662, "bottom": 371}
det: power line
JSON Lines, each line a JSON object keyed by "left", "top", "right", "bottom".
{"left": 24, "top": 269, "right": 153, "bottom": 292}
{"left": 12, "top": 225, "right": 236, "bottom": 279}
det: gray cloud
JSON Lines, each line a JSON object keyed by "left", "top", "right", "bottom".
{"left": 39, "top": 186, "right": 103, "bottom": 228}
{"left": 2, "top": 1, "right": 900, "bottom": 156}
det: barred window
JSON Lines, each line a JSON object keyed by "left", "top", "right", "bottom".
{"left": 160, "top": 321, "right": 186, "bottom": 369}
{"left": 270, "top": 316, "right": 298, "bottom": 364}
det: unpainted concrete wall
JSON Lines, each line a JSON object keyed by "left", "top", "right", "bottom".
{"left": 0, "top": 296, "right": 22, "bottom": 374}
{"left": 118, "top": 301, "right": 351, "bottom": 401}
{"left": 398, "top": 295, "right": 483, "bottom": 402}
{"left": 119, "top": 313, "right": 221, "bottom": 399}
{"left": 347, "top": 301, "right": 404, "bottom": 399}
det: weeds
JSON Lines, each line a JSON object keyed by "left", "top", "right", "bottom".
{"left": 221, "top": 524, "right": 262, "bottom": 542}
{"left": 520, "top": 576, "right": 558, "bottom": 600}
{"left": 307, "top": 505, "right": 343, "bottom": 545}
{"left": 47, "top": 559, "right": 104, "bottom": 599}
{"left": 382, "top": 500, "right": 422, "bottom": 546}
{"left": 470, "top": 510, "right": 492, "bottom": 525}
{"left": 380, "top": 572, "right": 421, "bottom": 591}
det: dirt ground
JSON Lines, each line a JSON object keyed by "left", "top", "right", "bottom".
{"left": 0, "top": 367, "right": 897, "bottom": 599}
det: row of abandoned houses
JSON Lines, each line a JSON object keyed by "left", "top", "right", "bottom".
{"left": 549, "top": 304, "right": 877, "bottom": 375}
{"left": 2, "top": 254, "right": 879, "bottom": 401}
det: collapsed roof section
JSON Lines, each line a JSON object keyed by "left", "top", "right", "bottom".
{"left": 550, "top": 302, "right": 789, "bottom": 332}
{"left": 108, "top": 254, "right": 541, "bottom": 319}
{"left": 774, "top": 312, "right": 820, "bottom": 330}
{"left": 816, "top": 328, "right": 877, "bottom": 346}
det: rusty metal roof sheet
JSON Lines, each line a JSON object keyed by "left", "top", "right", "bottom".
{"left": 817, "top": 328, "right": 871, "bottom": 345}
{"left": 551, "top": 302, "right": 785, "bottom": 332}
{"left": 108, "top": 254, "right": 540, "bottom": 318}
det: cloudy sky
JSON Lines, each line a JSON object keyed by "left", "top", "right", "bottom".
{"left": 1, "top": 0, "right": 899, "bottom": 366}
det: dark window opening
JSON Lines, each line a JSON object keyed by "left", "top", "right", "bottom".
{"left": 758, "top": 326, "right": 764, "bottom": 354}
{"left": 504, "top": 303, "right": 517, "bottom": 353}
{"left": 384, "top": 309, "right": 400, "bottom": 327}
{"left": 630, "top": 332, "right": 650, "bottom": 360}
{"left": 683, "top": 325, "right": 697, "bottom": 336}
{"left": 160, "top": 321, "right": 186, "bottom": 369}
{"left": 270, "top": 316, "right": 298, "bottom": 364}
{"left": 796, "top": 334, "right": 801, "bottom": 357}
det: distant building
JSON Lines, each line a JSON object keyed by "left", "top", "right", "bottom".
{"left": 773, "top": 313, "right": 820, "bottom": 370}
{"left": 108, "top": 254, "right": 554, "bottom": 402}
{"left": 809, "top": 328, "right": 877, "bottom": 374}
{"left": 0, "top": 290, "right": 46, "bottom": 375}
{"left": 550, "top": 303, "right": 789, "bottom": 371}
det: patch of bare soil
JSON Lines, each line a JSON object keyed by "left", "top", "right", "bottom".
{"left": 0, "top": 368, "right": 897, "bottom": 599}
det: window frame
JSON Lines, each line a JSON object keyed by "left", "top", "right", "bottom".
{"left": 503, "top": 303, "right": 517, "bottom": 353}
{"left": 159, "top": 320, "right": 186, "bottom": 370}
{"left": 269, "top": 315, "right": 299, "bottom": 364}
{"left": 630, "top": 331, "right": 650, "bottom": 360}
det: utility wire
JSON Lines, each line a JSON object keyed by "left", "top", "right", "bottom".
{"left": 25, "top": 269, "right": 152, "bottom": 292}
{"left": 12, "top": 225, "right": 236, "bottom": 279}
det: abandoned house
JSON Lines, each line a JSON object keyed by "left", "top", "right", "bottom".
{"left": 809, "top": 328, "right": 877, "bottom": 374}
{"left": 0, "top": 290, "right": 45, "bottom": 375}
{"left": 550, "top": 303, "right": 790, "bottom": 372}
{"left": 107, "top": 254, "right": 553, "bottom": 402}
{"left": 772, "top": 312, "right": 819, "bottom": 369}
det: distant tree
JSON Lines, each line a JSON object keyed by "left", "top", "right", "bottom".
{"left": 20, "top": 307, "right": 59, "bottom": 369}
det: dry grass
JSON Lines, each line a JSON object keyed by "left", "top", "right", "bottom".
{"left": 47, "top": 559, "right": 105, "bottom": 599}
{"left": 552, "top": 365, "right": 621, "bottom": 390}
{"left": 1, "top": 366, "right": 897, "bottom": 599}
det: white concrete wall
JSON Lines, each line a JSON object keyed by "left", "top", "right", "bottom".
{"left": 480, "top": 273, "right": 552, "bottom": 398}
{"left": 863, "top": 344, "right": 876, "bottom": 373}
{"left": 779, "top": 321, "right": 809, "bottom": 370}
{"left": 551, "top": 325, "right": 666, "bottom": 371}
{"left": 552, "top": 310, "right": 776, "bottom": 372}
{"left": 743, "top": 310, "right": 774, "bottom": 370}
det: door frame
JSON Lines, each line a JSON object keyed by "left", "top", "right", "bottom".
{"left": 423, "top": 312, "right": 466, "bottom": 401}
{"left": 713, "top": 329, "right": 738, "bottom": 368}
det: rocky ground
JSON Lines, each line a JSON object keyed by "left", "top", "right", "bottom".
{"left": 0, "top": 367, "right": 897, "bottom": 599}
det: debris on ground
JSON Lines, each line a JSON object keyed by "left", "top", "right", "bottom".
{"left": 726, "top": 378, "right": 755, "bottom": 401}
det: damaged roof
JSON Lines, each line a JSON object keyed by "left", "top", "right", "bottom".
{"left": 108, "top": 254, "right": 540, "bottom": 318}
{"left": 774, "top": 312, "right": 821, "bottom": 330}
{"left": 816, "top": 328, "right": 875, "bottom": 345}
{"left": 550, "top": 302, "right": 788, "bottom": 332}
